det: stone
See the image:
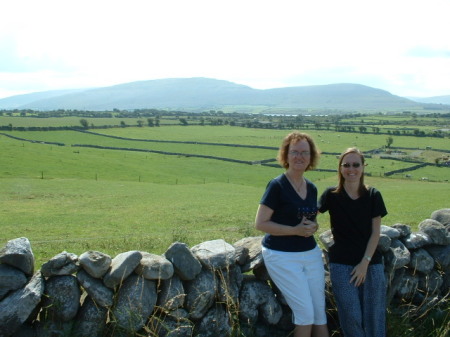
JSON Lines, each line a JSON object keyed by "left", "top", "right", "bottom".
{"left": 135, "top": 252, "right": 174, "bottom": 280}
{"left": 239, "top": 275, "right": 282, "bottom": 325}
{"left": 381, "top": 225, "right": 401, "bottom": 239}
{"left": 41, "top": 251, "right": 79, "bottom": 277}
{"left": 147, "top": 308, "right": 194, "bottom": 337}
{"left": 0, "top": 272, "right": 44, "bottom": 337}
{"left": 391, "top": 223, "right": 412, "bottom": 237}
{"left": 35, "top": 319, "right": 74, "bottom": 337}
{"left": 195, "top": 304, "right": 232, "bottom": 337}
{"left": 164, "top": 242, "right": 202, "bottom": 281}
{"left": 0, "top": 237, "right": 34, "bottom": 276}
{"left": 384, "top": 239, "right": 410, "bottom": 270}
{"left": 112, "top": 274, "right": 157, "bottom": 332}
{"left": 419, "top": 219, "right": 449, "bottom": 245}
{"left": 409, "top": 248, "right": 434, "bottom": 274}
{"left": 77, "top": 269, "right": 114, "bottom": 307}
{"left": 157, "top": 274, "right": 186, "bottom": 311}
{"left": 318, "top": 230, "right": 334, "bottom": 251}
{"left": 72, "top": 295, "right": 108, "bottom": 337}
{"left": 234, "top": 245, "right": 249, "bottom": 265}
{"left": 11, "top": 323, "right": 36, "bottom": 337}
{"left": 216, "top": 265, "right": 243, "bottom": 304}
{"left": 377, "top": 234, "right": 392, "bottom": 252}
{"left": 431, "top": 208, "right": 450, "bottom": 226}
{"left": 402, "top": 232, "right": 432, "bottom": 250}
{"left": 426, "top": 245, "right": 450, "bottom": 269}
{"left": 233, "top": 236, "right": 264, "bottom": 272}
{"left": 103, "top": 250, "right": 142, "bottom": 289}
{"left": 184, "top": 268, "right": 217, "bottom": 320}
{"left": 191, "top": 239, "right": 236, "bottom": 270}
{"left": 418, "top": 270, "right": 443, "bottom": 295}
{"left": 79, "top": 250, "right": 111, "bottom": 278}
{"left": 41, "top": 275, "right": 81, "bottom": 322}
{"left": 385, "top": 267, "right": 405, "bottom": 305}
{"left": 396, "top": 271, "right": 418, "bottom": 299}
{"left": 0, "top": 264, "right": 27, "bottom": 299}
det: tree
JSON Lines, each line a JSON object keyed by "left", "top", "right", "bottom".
{"left": 386, "top": 136, "right": 394, "bottom": 148}
{"left": 80, "top": 119, "right": 88, "bottom": 128}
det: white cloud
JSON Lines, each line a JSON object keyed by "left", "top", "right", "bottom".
{"left": 1, "top": 0, "right": 450, "bottom": 99}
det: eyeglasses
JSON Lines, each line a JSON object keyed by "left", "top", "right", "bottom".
{"left": 341, "top": 162, "right": 362, "bottom": 168}
{"left": 289, "top": 150, "right": 311, "bottom": 157}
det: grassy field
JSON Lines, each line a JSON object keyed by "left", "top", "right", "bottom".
{"left": 1, "top": 123, "right": 449, "bottom": 269}
{"left": 1, "top": 115, "right": 448, "bottom": 337}
{"left": 1, "top": 175, "right": 448, "bottom": 269}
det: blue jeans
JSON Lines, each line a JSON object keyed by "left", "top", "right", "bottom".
{"left": 330, "top": 263, "right": 386, "bottom": 337}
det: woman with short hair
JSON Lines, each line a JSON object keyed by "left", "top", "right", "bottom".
{"left": 255, "top": 131, "right": 329, "bottom": 337}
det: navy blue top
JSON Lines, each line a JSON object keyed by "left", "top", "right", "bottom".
{"left": 318, "top": 186, "right": 387, "bottom": 265}
{"left": 260, "top": 174, "right": 318, "bottom": 252}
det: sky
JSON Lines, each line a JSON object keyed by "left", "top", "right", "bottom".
{"left": 1, "top": 0, "right": 450, "bottom": 100}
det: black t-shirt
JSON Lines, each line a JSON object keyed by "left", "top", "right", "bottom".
{"left": 318, "top": 186, "right": 387, "bottom": 265}
{"left": 260, "top": 174, "right": 318, "bottom": 252}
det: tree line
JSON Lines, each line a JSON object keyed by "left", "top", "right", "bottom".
{"left": 1, "top": 109, "right": 449, "bottom": 139}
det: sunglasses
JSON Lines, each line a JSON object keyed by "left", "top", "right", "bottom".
{"left": 341, "top": 162, "right": 362, "bottom": 168}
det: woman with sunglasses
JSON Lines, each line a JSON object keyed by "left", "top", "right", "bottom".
{"left": 318, "top": 147, "right": 387, "bottom": 337}
{"left": 255, "top": 132, "right": 329, "bottom": 337}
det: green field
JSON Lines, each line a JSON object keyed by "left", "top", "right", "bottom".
{"left": 1, "top": 119, "right": 449, "bottom": 268}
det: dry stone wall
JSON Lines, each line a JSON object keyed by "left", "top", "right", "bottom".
{"left": 0, "top": 209, "right": 449, "bottom": 337}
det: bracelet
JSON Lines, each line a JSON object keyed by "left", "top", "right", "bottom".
{"left": 364, "top": 255, "right": 371, "bottom": 262}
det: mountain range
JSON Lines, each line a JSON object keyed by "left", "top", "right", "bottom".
{"left": 0, "top": 77, "right": 449, "bottom": 112}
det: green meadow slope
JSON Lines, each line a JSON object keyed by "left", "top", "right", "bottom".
{"left": 1, "top": 125, "right": 449, "bottom": 267}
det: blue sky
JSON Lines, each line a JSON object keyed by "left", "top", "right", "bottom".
{"left": 1, "top": 0, "right": 449, "bottom": 99}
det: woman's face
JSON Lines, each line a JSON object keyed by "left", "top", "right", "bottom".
{"left": 287, "top": 139, "right": 311, "bottom": 172}
{"left": 340, "top": 152, "right": 363, "bottom": 183}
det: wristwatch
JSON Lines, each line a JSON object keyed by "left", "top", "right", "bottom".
{"left": 364, "top": 255, "right": 371, "bottom": 262}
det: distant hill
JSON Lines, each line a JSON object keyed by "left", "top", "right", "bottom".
{"left": 0, "top": 77, "right": 442, "bottom": 112}
{"left": 408, "top": 95, "right": 450, "bottom": 105}
{"left": 0, "top": 89, "right": 88, "bottom": 109}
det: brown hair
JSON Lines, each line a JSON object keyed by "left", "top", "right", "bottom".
{"left": 277, "top": 132, "right": 320, "bottom": 170}
{"left": 334, "top": 147, "right": 368, "bottom": 195}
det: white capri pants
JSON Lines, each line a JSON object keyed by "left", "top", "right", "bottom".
{"left": 262, "top": 245, "right": 327, "bottom": 326}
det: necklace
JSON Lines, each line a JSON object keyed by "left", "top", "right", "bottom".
{"left": 285, "top": 172, "right": 304, "bottom": 193}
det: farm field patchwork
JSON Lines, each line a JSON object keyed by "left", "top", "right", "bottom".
{"left": 1, "top": 119, "right": 449, "bottom": 268}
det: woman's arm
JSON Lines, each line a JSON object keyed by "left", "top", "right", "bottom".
{"left": 255, "top": 204, "right": 316, "bottom": 237}
{"left": 350, "top": 216, "right": 381, "bottom": 286}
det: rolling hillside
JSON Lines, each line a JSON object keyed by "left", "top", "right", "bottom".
{"left": 408, "top": 95, "right": 450, "bottom": 105}
{"left": 0, "top": 77, "right": 441, "bottom": 112}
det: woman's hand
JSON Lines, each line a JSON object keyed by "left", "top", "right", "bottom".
{"left": 296, "top": 217, "right": 318, "bottom": 237}
{"left": 350, "top": 260, "right": 369, "bottom": 286}
{"left": 255, "top": 206, "right": 318, "bottom": 237}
